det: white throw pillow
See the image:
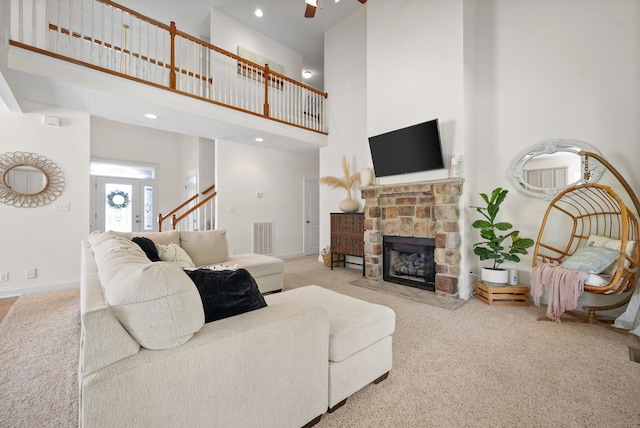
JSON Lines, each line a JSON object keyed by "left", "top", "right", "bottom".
{"left": 587, "top": 234, "right": 636, "bottom": 275}
{"left": 157, "top": 242, "right": 196, "bottom": 269}
{"left": 561, "top": 246, "right": 620, "bottom": 274}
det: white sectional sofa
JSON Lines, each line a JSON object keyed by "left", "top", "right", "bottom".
{"left": 111, "top": 229, "right": 285, "bottom": 294}
{"left": 79, "top": 230, "right": 395, "bottom": 427}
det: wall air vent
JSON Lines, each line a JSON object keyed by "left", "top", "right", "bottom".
{"left": 252, "top": 222, "right": 274, "bottom": 255}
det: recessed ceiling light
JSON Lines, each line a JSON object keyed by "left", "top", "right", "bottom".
{"left": 255, "top": 9, "right": 263, "bottom": 17}
{"left": 255, "top": 137, "right": 264, "bottom": 142}
{"left": 302, "top": 70, "right": 313, "bottom": 79}
{"left": 144, "top": 113, "right": 158, "bottom": 119}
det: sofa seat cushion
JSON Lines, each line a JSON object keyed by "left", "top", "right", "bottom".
{"left": 87, "top": 231, "right": 204, "bottom": 350}
{"left": 179, "top": 230, "right": 229, "bottom": 267}
{"left": 224, "top": 253, "right": 285, "bottom": 278}
{"left": 266, "top": 285, "right": 395, "bottom": 362}
{"left": 185, "top": 268, "right": 267, "bottom": 322}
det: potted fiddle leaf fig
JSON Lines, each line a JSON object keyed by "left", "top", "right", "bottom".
{"left": 471, "top": 187, "right": 535, "bottom": 285}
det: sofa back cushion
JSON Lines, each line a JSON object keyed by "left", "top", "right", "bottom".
{"left": 112, "top": 230, "right": 180, "bottom": 246}
{"left": 87, "top": 231, "right": 204, "bottom": 350}
{"left": 179, "top": 229, "right": 229, "bottom": 267}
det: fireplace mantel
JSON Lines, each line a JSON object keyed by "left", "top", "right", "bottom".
{"left": 360, "top": 178, "right": 463, "bottom": 296}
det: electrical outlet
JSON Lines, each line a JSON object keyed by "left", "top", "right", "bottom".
{"left": 0, "top": 272, "right": 8, "bottom": 282}
{"left": 26, "top": 268, "right": 37, "bottom": 279}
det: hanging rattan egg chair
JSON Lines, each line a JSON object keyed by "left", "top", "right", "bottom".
{"left": 531, "top": 153, "right": 640, "bottom": 326}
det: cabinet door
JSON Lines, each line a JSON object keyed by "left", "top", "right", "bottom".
{"left": 330, "top": 213, "right": 364, "bottom": 256}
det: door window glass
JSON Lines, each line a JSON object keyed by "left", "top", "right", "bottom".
{"left": 105, "top": 183, "right": 133, "bottom": 232}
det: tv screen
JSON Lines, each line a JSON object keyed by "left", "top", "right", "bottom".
{"left": 368, "top": 119, "right": 445, "bottom": 177}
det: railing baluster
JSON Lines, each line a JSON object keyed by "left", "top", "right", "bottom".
{"left": 55, "top": 0, "right": 61, "bottom": 56}
{"left": 79, "top": 0, "right": 84, "bottom": 61}
{"left": 44, "top": 0, "right": 50, "bottom": 51}
{"left": 99, "top": 0, "right": 104, "bottom": 68}
{"left": 31, "top": 0, "right": 36, "bottom": 47}
{"left": 66, "top": 0, "right": 71, "bottom": 57}
{"left": 89, "top": 0, "right": 95, "bottom": 64}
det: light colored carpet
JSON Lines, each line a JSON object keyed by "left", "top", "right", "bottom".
{"left": 0, "top": 288, "right": 79, "bottom": 427}
{"left": 283, "top": 257, "right": 640, "bottom": 428}
{"left": 349, "top": 277, "right": 467, "bottom": 310}
{"left": 1, "top": 257, "right": 640, "bottom": 427}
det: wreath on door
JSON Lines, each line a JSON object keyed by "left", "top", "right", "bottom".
{"left": 107, "top": 189, "right": 130, "bottom": 209}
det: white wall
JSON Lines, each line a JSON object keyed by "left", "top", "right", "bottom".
{"left": 90, "top": 117, "right": 187, "bottom": 216}
{"left": 474, "top": 0, "right": 640, "bottom": 311}
{"left": 198, "top": 138, "right": 215, "bottom": 194}
{"left": 367, "top": 0, "right": 465, "bottom": 177}
{"left": 323, "top": 0, "right": 475, "bottom": 296}
{"left": 321, "top": 7, "right": 368, "bottom": 259}
{"left": 322, "top": 0, "right": 640, "bottom": 300}
{"left": 0, "top": 103, "right": 90, "bottom": 295}
{"left": 210, "top": 9, "right": 302, "bottom": 80}
{"left": 215, "top": 139, "right": 318, "bottom": 258}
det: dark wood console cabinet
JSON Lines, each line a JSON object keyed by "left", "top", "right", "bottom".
{"left": 330, "top": 213, "right": 365, "bottom": 275}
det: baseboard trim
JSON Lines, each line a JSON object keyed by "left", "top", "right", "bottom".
{"left": 277, "top": 252, "right": 305, "bottom": 260}
{"left": 0, "top": 280, "right": 79, "bottom": 298}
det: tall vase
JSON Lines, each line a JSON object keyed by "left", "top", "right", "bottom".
{"left": 339, "top": 191, "right": 359, "bottom": 213}
{"left": 360, "top": 167, "right": 374, "bottom": 186}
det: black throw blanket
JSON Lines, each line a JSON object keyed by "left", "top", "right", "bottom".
{"left": 184, "top": 268, "right": 267, "bottom": 323}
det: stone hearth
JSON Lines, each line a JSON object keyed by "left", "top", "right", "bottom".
{"left": 360, "top": 179, "right": 463, "bottom": 296}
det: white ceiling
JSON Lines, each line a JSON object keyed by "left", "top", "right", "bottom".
{"left": 117, "top": 0, "right": 367, "bottom": 90}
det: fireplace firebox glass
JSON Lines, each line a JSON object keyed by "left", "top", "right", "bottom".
{"left": 383, "top": 236, "right": 435, "bottom": 292}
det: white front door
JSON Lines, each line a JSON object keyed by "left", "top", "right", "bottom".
{"left": 92, "top": 177, "right": 145, "bottom": 232}
{"left": 304, "top": 179, "right": 320, "bottom": 255}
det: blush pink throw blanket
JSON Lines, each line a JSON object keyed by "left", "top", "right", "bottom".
{"left": 530, "top": 263, "right": 590, "bottom": 322}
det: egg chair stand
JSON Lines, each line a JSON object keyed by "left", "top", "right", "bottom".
{"left": 532, "top": 152, "right": 640, "bottom": 327}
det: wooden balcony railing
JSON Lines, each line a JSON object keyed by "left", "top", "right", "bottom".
{"left": 158, "top": 184, "right": 217, "bottom": 232}
{"left": 9, "top": 0, "right": 328, "bottom": 134}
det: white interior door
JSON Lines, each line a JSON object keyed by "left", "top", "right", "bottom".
{"left": 93, "top": 177, "right": 143, "bottom": 232}
{"left": 304, "top": 179, "right": 320, "bottom": 255}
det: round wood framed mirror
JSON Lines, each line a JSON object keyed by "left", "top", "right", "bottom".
{"left": 507, "top": 139, "right": 604, "bottom": 200}
{"left": 0, "top": 152, "right": 65, "bottom": 207}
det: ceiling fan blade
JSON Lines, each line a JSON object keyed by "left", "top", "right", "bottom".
{"left": 304, "top": 4, "right": 317, "bottom": 18}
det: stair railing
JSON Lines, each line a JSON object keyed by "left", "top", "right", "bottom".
{"left": 158, "top": 184, "right": 216, "bottom": 231}
{"left": 8, "top": 0, "right": 328, "bottom": 134}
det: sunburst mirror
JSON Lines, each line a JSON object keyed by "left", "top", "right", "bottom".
{"left": 0, "top": 152, "right": 65, "bottom": 208}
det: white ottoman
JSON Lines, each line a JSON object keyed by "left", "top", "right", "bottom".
{"left": 266, "top": 285, "right": 396, "bottom": 411}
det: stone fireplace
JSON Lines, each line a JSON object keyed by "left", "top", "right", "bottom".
{"left": 360, "top": 179, "right": 463, "bottom": 296}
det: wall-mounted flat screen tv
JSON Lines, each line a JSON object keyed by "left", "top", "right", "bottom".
{"left": 368, "top": 118, "right": 445, "bottom": 177}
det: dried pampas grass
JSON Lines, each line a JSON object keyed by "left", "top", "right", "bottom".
{"left": 320, "top": 156, "right": 360, "bottom": 192}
